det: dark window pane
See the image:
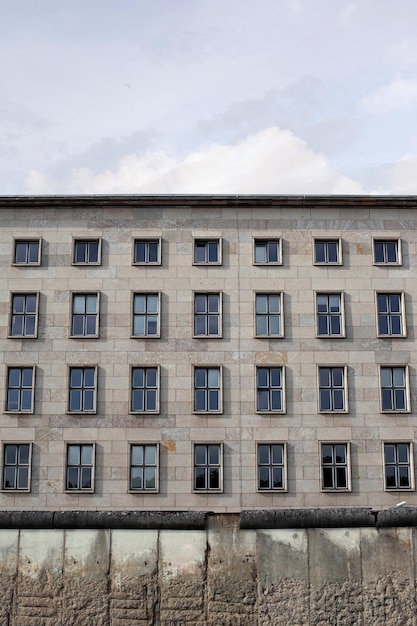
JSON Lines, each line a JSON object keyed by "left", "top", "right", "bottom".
{"left": 75, "top": 241, "right": 87, "bottom": 262}
{"left": 336, "top": 467, "right": 347, "bottom": 488}
{"left": 148, "top": 242, "right": 158, "bottom": 263}
{"left": 4, "top": 467, "right": 16, "bottom": 489}
{"left": 272, "top": 467, "right": 283, "bottom": 488}
{"left": 194, "top": 468, "right": 206, "bottom": 489}
{"left": 67, "top": 467, "right": 79, "bottom": 489}
{"left": 374, "top": 241, "right": 384, "bottom": 263}
{"left": 83, "top": 389, "right": 94, "bottom": 410}
{"left": 28, "top": 242, "right": 39, "bottom": 263}
{"left": 327, "top": 242, "right": 338, "bottom": 263}
{"left": 322, "top": 467, "right": 334, "bottom": 488}
{"left": 315, "top": 242, "right": 325, "bottom": 263}
{"left": 17, "top": 467, "right": 29, "bottom": 489}
{"left": 385, "top": 467, "right": 397, "bottom": 488}
{"left": 209, "top": 468, "right": 219, "bottom": 489}
{"left": 258, "top": 445, "right": 270, "bottom": 465}
{"left": 259, "top": 467, "right": 270, "bottom": 489}
{"left": 131, "top": 467, "right": 143, "bottom": 489}
{"left": 135, "top": 241, "right": 146, "bottom": 262}
{"left": 195, "top": 446, "right": 206, "bottom": 465}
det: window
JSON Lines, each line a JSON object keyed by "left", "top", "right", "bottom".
{"left": 253, "top": 239, "right": 281, "bottom": 265}
{"left": 318, "top": 366, "right": 347, "bottom": 412}
{"left": 193, "top": 239, "right": 221, "bottom": 265}
{"left": 320, "top": 443, "right": 350, "bottom": 491}
{"left": 73, "top": 239, "right": 101, "bottom": 265}
{"left": 316, "top": 293, "right": 344, "bottom": 337}
{"left": 256, "top": 366, "right": 285, "bottom": 413}
{"left": 255, "top": 293, "right": 283, "bottom": 337}
{"left": 194, "top": 293, "right": 221, "bottom": 337}
{"left": 373, "top": 239, "right": 401, "bottom": 265}
{"left": 314, "top": 239, "right": 341, "bottom": 265}
{"left": 6, "top": 367, "right": 34, "bottom": 413}
{"left": 133, "top": 239, "right": 161, "bottom": 265}
{"left": 71, "top": 293, "right": 99, "bottom": 337}
{"left": 376, "top": 293, "right": 405, "bottom": 337}
{"left": 13, "top": 239, "right": 41, "bottom": 265}
{"left": 131, "top": 367, "right": 159, "bottom": 413}
{"left": 68, "top": 367, "right": 96, "bottom": 413}
{"left": 9, "top": 293, "right": 39, "bottom": 337}
{"left": 194, "top": 444, "right": 222, "bottom": 491}
{"left": 380, "top": 366, "right": 409, "bottom": 412}
{"left": 66, "top": 444, "right": 95, "bottom": 491}
{"left": 384, "top": 443, "right": 413, "bottom": 490}
{"left": 132, "top": 293, "right": 160, "bottom": 337}
{"left": 2, "top": 443, "right": 32, "bottom": 491}
{"left": 194, "top": 367, "right": 222, "bottom": 413}
{"left": 257, "top": 443, "right": 286, "bottom": 491}
{"left": 130, "top": 444, "right": 158, "bottom": 492}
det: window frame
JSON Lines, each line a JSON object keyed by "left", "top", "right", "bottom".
{"left": 130, "top": 366, "right": 160, "bottom": 414}
{"left": 72, "top": 237, "right": 102, "bottom": 266}
{"left": 253, "top": 238, "right": 282, "bottom": 266}
{"left": 131, "top": 292, "right": 161, "bottom": 338}
{"left": 193, "top": 238, "right": 222, "bottom": 266}
{"left": 129, "top": 443, "right": 159, "bottom": 493}
{"left": 254, "top": 292, "right": 284, "bottom": 338}
{"left": 320, "top": 441, "right": 351, "bottom": 492}
{"left": 1, "top": 442, "right": 32, "bottom": 492}
{"left": 315, "top": 291, "right": 345, "bottom": 338}
{"left": 70, "top": 292, "right": 100, "bottom": 339}
{"left": 375, "top": 292, "right": 406, "bottom": 338}
{"left": 67, "top": 366, "right": 97, "bottom": 414}
{"left": 373, "top": 238, "right": 402, "bottom": 266}
{"left": 317, "top": 365, "right": 348, "bottom": 413}
{"left": 193, "top": 292, "right": 222, "bottom": 338}
{"left": 12, "top": 238, "right": 42, "bottom": 266}
{"left": 65, "top": 443, "right": 95, "bottom": 492}
{"left": 257, "top": 442, "right": 287, "bottom": 492}
{"left": 5, "top": 366, "right": 35, "bottom": 414}
{"left": 193, "top": 442, "right": 223, "bottom": 492}
{"left": 256, "top": 366, "right": 286, "bottom": 414}
{"left": 378, "top": 365, "right": 411, "bottom": 413}
{"left": 383, "top": 442, "right": 414, "bottom": 491}
{"left": 8, "top": 292, "right": 39, "bottom": 338}
{"left": 193, "top": 366, "right": 223, "bottom": 414}
{"left": 313, "top": 238, "right": 342, "bottom": 266}
{"left": 132, "top": 238, "right": 162, "bottom": 266}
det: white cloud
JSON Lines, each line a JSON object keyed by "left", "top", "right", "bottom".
{"left": 25, "top": 127, "right": 364, "bottom": 195}
{"left": 387, "top": 157, "right": 417, "bottom": 194}
{"left": 362, "top": 77, "right": 417, "bottom": 113}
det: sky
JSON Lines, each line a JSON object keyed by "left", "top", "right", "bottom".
{"left": 2, "top": 0, "right": 417, "bottom": 196}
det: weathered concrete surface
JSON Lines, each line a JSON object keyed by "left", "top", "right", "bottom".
{"left": 0, "top": 526, "right": 416, "bottom": 624}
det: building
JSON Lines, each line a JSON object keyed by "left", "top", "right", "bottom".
{"left": 1, "top": 194, "right": 417, "bottom": 514}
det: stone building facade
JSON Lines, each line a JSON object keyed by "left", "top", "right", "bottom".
{"left": 1, "top": 194, "right": 417, "bottom": 514}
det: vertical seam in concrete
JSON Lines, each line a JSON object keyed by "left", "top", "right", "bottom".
{"left": 154, "top": 528, "right": 161, "bottom": 626}
{"left": 306, "top": 528, "right": 311, "bottom": 626}
{"left": 204, "top": 524, "right": 210, "bottom": 624}
{"left": 107, "top": 528, "right": 112, "bottom": 626}
{"left": 359, "top": 528, "right": 364, "bottom": 625}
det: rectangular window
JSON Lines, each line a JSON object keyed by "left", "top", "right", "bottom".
{"left": 9, "top": 293, "right": 39, "bottom": 337}
{"left": 66, "top": 444, "right": 95, "bottom": 491}
{"left": 194, "top": 367, "right": 222, "bottom": 413}
{"left": 257, "top": 443, "right": 286, "bottom": 491}
{"left": 13, "top": 239, "right": 41, "bottom": 265}
{"left": 193, "top": 238, "right": 221, "bottom": 265}
{"left": 132, "top": 293, "right": 160, "bottom": 337}
{"left": 376, "top": 293, "right": 405, "bottom": 337}
{"left": 131, "top": 367, "right": 159, "bottom": 413}
{"left": 255, "top": 293, "right": 283, "bottom": 337}
{"left": 380, "top": 366, "right": 409, "bottom": 412}
{"left": 2, "top": 443, "right": 32, "bottom": 491}
{"left": 314, "top": 239, "right": 341, "bottom": 265}
{"left": 6, "top": 367, "right": 34, "bottom": 413}
{"left": 318, "top": 366, "right": 347, "bottom": 412}
{"left": 133, "top": 239, "right": 161, "bottom": 265}
{"left": 321, "top": 443, "right": 350, "bottom": 491}
{"left": 256, "top": 366, "right": 285, "bottom": 413}
{"left": 194, "top": 293, "right": 221, "bottom": 337}
{"left": 253, "top": 238, "right": 281, "bottom": 265}
{"left": 373, "top": 239, "right": 401, "bottom": 265}
{"left": 194, "top": 443, "right": 222, "bottom": 491}
{"left": 130, "top": 444, "right": 159, "bottom": 491}
{"left": 384, "top": 443, "right": 413, "bottom": 490}
{"left": 316, "top": 293, "right": 344, "bottom": 337}
{"left": 71, "top": 293, "right": 99, "bottom": 337}
{"left": 68, "top": 367, "right": 97, "bottom": 413}
{"left": 73, "top": 238, "right": 101, "bottom": 265}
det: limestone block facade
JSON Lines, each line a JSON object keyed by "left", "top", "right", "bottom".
{"left": 1, "top": 194, "right": 417, "bottom": 512}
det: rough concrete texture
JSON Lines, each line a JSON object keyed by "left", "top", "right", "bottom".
{"left": 1, "top": 524, "right": 417, "bottom": 624}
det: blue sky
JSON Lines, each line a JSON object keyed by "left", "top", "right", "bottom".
{"left": 2, "top": 0, "right": 417, "bottom": 194}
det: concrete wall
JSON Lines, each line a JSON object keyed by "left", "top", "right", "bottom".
{"left": 0, "top": 520, "right": 416, "bottom": 625}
